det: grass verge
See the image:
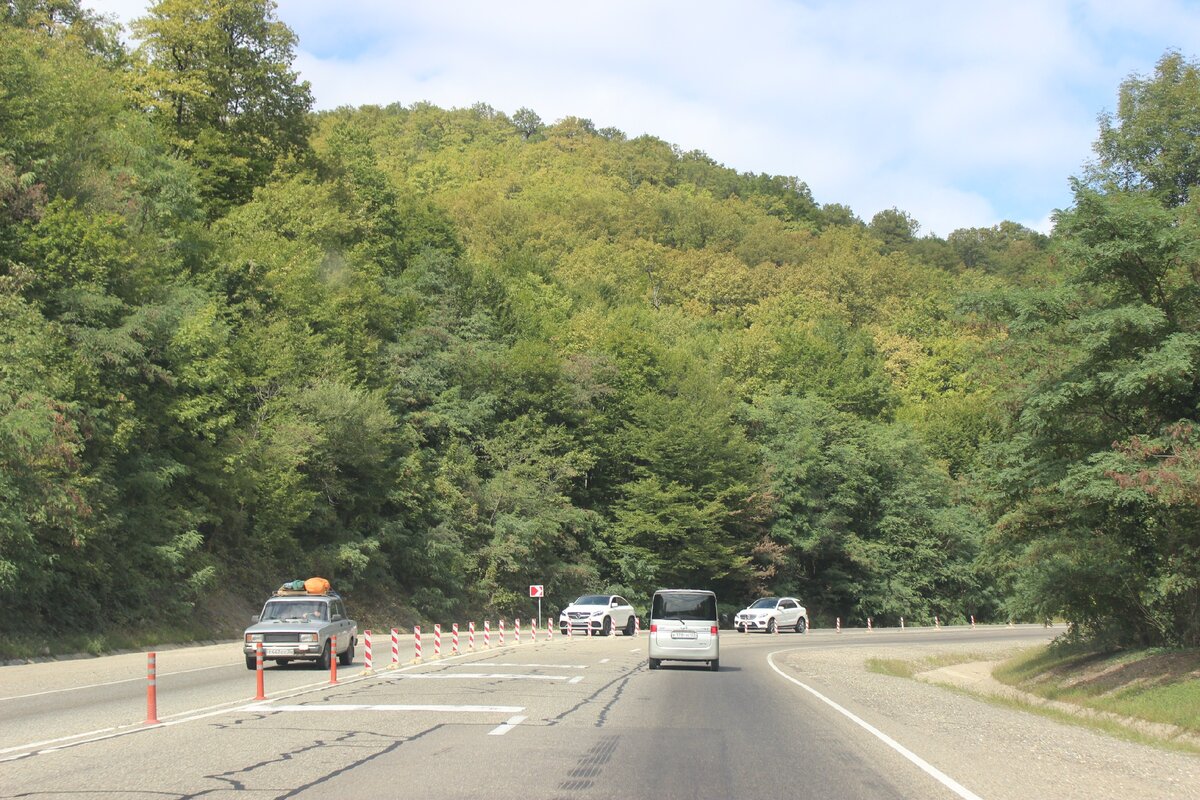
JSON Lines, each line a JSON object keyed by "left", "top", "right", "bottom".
{"left": 993, "top": 645, "right": 1200, "bottom": 734}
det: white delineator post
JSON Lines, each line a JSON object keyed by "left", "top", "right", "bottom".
{"left": 414, "top": 625, "right": 422, "bottom": 660}
{"left": 363, "top": 630, "right": 373, "bottom": 672}
{"left": 900, "top": 616, "right": 905, "bottom": 630}
{"left": 935, "top": 615, "right": 941, "bottom": 630}
{"left": 515, "top": 618, "right": 521, "bottom": 645}
{"left": 469, "top": 621, "right": 476, "bottom": 651}
{"left": 484, "top": 620, "right": 491, "bottom": 648}
{"left": 867, "top": 617, "right": 873, "bottom": 632}
{"left": 390, "top": 628, "right": 400, "bottom": 668}
{"left": 970, "top": 615, "right": 976, "bottom": 630}
{"left": 452, "top": 622, "right": 460, "bottom": 653}
{"left": 434, "top": 623, "right": 442, "bottom": 657}
{"left": 499, "top": 619, "right": 506, "bottom": 646}
{"left": 546, "top": 621, "right": 553, "bottom": 641}
{"left": 836, "top": 617, "right": 841, "bottom": 633}
{"left": 634, "top": 616, "right": 640, "bottom": 637}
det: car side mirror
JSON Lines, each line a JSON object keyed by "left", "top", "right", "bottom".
{"left": 332, "top": 614, "right": 342, "bottom": 621}
{"left": 611, "top": 601, "right": 618, "bottom": 607}
{"left": 251, "top": 614, "right": 260, "bottom": 623}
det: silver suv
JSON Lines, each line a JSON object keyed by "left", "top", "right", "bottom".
{"left": 243, "top": 589, "right": 357, "bottom": 669}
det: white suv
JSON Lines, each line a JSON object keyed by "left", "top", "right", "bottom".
{"left": 559, "top": 594, "right": 638, "bottom": 636}
{"left": 733, "top": 597, "right": 808, "bottom": 634}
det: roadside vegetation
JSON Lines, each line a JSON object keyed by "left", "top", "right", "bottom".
{"left": 1, "top": 2, "right": 1199, "bottom": 661}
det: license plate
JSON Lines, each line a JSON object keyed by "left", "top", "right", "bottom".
{"left": 670, "top": 630, "right": 697, "bottom": 639}
{"left": 265, "top": 647, "right": 291, "bottom": 656}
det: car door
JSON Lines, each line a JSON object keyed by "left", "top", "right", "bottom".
{"left": 613, "top": 596, "right": 631, "bottom": 627}
{"left": 779, "top": 599, "right": 798, "bottom": 627}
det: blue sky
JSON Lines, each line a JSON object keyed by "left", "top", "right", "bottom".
{"left": 88, "top": 0, "right": 1200, "bottom": 237}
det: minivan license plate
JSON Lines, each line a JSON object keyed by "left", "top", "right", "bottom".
{"left": 670, "top": 630, "right": 697, "bottom": 639}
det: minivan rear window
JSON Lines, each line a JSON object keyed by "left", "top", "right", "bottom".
{"left": 652, "top": 592, "right": 716, "bottom": 621}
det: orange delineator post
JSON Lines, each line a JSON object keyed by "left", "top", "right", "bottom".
{"left": 329, "top": 635, "right": 338, "bottom": 684}
{"left": 255, "top": 643, "right": 266, "bottom": 700}
{"left": 144, "top": 652, "right": 160, "bottom": 724}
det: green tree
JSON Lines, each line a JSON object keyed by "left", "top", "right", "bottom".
{"left": 132, "top": 0, "right": 312, "bottom": 216}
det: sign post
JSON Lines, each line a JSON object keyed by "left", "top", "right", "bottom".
{"left": 529, "top": 584, "right": 544, "bottom": 629}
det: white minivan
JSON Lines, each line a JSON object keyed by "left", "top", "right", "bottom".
{"left": 647, "top": 589, "right": 720, "bottom": 671}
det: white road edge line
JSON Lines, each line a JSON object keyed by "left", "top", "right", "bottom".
{"left": 766, "top": 650, "right": 985, "bottom": 800}
{"left": 245, "top": 704, "right": 524, "bottom": 713}
{"left": 0, "top": 663, "right": 236, "bottom": 702}
{"left": 568, "top": 676, "right": 583, "bottom": 684}
{"left": 488, "top": 715, "right": 527, "bottom": 736}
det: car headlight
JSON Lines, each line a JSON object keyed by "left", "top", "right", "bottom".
{"left": 590, "top": 610, "right": 605, "bottom": 616}
{"left": 299, "top": 633, "right": 318, "bottom": 642}
{"left": 245, "top": 633, "right": 263, "bottom": 643}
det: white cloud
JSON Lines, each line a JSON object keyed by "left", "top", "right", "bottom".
{"left": 86, "top": 0, "right": 1200, "bottom": 234}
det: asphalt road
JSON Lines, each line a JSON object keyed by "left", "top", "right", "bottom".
{"left": 0, "top": 625, "right": 1060, "bottom": 799}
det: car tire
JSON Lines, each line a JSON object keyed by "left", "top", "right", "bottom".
{"left": 624, "top": 616, "right": 636, "bottom": 636}
{"left": 338, "top": 637, "right": 354, "bottom": 666}
{"left": 795, "top": 617, "right": 807, "bottom": 634}
{"left": 316, "top": 640, "right": 331, "bottom": 670}
{"left": 245, "top": 654, "right": 256, "bottom": 670}
{"left": 766, "top": 618, "right": 776, "bottom": 634}
{"left": 649, "top": 658, "right": 660, "bottom": 670}
{"left": 602, "top": 616, "right": 612, "bottom": 636}
{"left": 710, "top": 659, "right": 719, "bottom": 672}
{"left": 560, "top": 624, "right": 569, "bottom": 635}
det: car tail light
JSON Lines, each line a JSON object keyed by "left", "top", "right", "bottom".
{"left": 711, "top": 626, "right": 719, "bottom": 635}
{"left": 650, "top": 624, "right": 657, "bottom": 633}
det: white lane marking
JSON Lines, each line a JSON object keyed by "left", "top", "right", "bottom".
{"left": 488, "top": 715, "right": 527, "bottom": 736}
{"left": 473, "top": 663, "right": 587, "bottom": 669}
{"left": 568, "top": 676, "right": 584, "bottom": 684}
{"left": 0, "top": 663, "right": 236, "bottom": 702}
{"left": 244, "top": 704, "right": 524, "bottom": 714}
{"left": 393, "top": 673, "right": 570, "bottom": 681}
{"left": 599, "top": 658, "right": 610, "bottom": 664}
{"left": 767, "top": 651, "right": 985, "bottom": 800}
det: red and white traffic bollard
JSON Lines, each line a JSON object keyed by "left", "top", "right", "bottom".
{"left": 144, "top": 652, "right": 160, "bottom": 724}
{"left": 469, "top": 621, "right": 476, "bottom": 651}
{"left": 329, "top": 635, "right": 338, "bottom": 684}
{"left": 515, "top": 618, "right": 521, "bottom": 645}
{"left": 531, "top": 619, "right": 537, "bottom": 641}
{"left": 567, "top": 620, "right": 573, "bottom": 638}
{"left": 634, "top": 616, "right": 640, "bottom": 637}
{"left": 935, "top": 615, "right": 941, "bottom": 630}
{"left": 867, "top": 617, "right": 873, "bottom": 631}
{"left": 390, "top": 628, "right": 400, "bottom": 668}
{"left": 547, "top": 621, "right": 553, "bottom": 641}
{"left": 484, "top": 620, "right": 491, "bottom": 648}
{"left": 434, "top": 623, "right": 442, "bottom": 657}
{"left": 499, "top": 619, "right": 506, "bottom": 646}
{"left": 452, "top": 623, "right": 460, "bottom": 654}
{"left": 414, "top": 625, "right": 422, "bottom": 660}
{"left": 836, "top": 617, "right": 841, "bottom": 633}
{"left": 254, "top": 642, "right": 266, "bottom": 700}
{"left": 363, "top": 630, "right": 373, "bottom": 672}
{"left": 900, "top": 616, "right": 905, "bottom": 630}
{"left": 970, "top": 615, "right": 976, "bottom": 630}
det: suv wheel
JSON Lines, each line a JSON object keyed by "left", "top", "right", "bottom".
{"left": 766, "top": 618, "right": 776, "bottom": 634}
{"left": 602, "top": 616, "right": 612, "bottom": 636}
{"left": 795, "top": 617, "right": 807, "bottom": 634}
{"left": 624, "top": 616, "right": 636, "bottom": 636}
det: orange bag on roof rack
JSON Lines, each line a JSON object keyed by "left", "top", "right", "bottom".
{"left": 304, "top": 576, "right": 331, "bottom": 595}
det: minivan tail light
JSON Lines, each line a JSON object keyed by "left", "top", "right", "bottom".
{"left": 650, "top": 623, "right": 657, "bottom": 633}
{"left": 711, "top": 626, "right": 719, "bottom": 635}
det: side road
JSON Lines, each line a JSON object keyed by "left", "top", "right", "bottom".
{"left": 917, "top": 658, "right": 1200, "bottom": 748}
{"left": 771, "top": 638, "right": 1200, "bottom": 800}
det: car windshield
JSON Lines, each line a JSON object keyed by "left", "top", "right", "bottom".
{"left": 652, "top": 592, "right": 717, "bottom": 620}
{"left": 574, "top": 595, "right": 611, "bottom": 605}
{"left": 750, "top": 598, "right": 779, "bottom": 609}
{"left": 260, "top": 601, "right": 328, "bottom": 622}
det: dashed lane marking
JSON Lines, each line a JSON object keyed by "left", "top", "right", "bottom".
{"left": 488, "top": 715, "right": 527, "bottom": 736}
